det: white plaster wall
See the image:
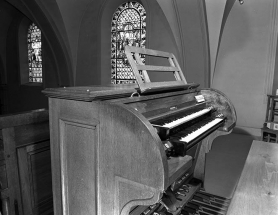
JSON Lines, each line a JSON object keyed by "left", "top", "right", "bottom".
{"left": 211, "top": 0, "right": 278, "bottom": 136}
{"left": 156, "top": 0, "right": 183, "bottom": 59}
{"left": 205, "top": 0, "right": 226, "bottom": 81}
{"left": 49, "top": 0, "right": 93, "bottom": 85}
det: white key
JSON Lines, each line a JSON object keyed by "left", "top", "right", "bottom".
{"left": 162, "top": 107, "right": 213, "bottom": 128}
{"left": 180, "top": 118, "right": 224, "bottom": 143}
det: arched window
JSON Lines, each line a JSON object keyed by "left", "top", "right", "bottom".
{"left": 28, "top": 23, "right": 42, "bottom": 83}
{"left": 111, "top": 1, "right": 146, "bottom": 84}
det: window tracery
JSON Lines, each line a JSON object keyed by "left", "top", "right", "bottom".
{"left": 28, "top": 23, "right": 42, "bottom": 83}
{"left": 111, "top": 1, "right": 146, "bottom": 84}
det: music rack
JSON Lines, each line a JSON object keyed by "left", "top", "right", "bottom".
{"left": 125, "top": 46, "right": 198, "bottom": 94}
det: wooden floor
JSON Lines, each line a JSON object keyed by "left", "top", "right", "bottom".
{"left": 204, "top": 132, "right": 253, "bottom": 198}
{"left": 227, "top": 140, "right": 278, "bottom": 215}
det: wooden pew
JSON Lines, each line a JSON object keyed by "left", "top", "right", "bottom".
{"left": 0, "top": 109, "right": 52, "bottom": 215}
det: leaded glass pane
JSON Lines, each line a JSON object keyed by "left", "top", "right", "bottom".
{"left": 28, "top": 23, "right": 42, "bottom": 83}
{"left": 111, "top": 1, "right": 146, "bottom": 84}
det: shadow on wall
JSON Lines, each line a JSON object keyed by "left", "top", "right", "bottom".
{"left": 214, "top": 2, "right": 250, "bottom": 77}
{"left": 0, "top": 56, "right": 4, "bottom": 84}
{"left": 232, "top": 127, "right": 260, "bottom": 139}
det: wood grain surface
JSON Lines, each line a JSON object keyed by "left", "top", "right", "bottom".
{"left": 0, "top": 109, "right": 52, "bottom": 215}
{"left": 44, "top": 86, "right": 236, "bottom": 215}
{"left": 227, "top": 140, "right": 278, "bottom": 215}
{"left": 124, "top": 46, "right": 188, "bottom": 94}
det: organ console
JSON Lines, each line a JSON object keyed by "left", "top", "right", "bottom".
{"left": 43, "top": 46, "right": 236, "bottom": 215}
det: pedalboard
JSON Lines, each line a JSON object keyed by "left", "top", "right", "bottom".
{"left": 137, "top": 178, "right": 231, "bottom": 215}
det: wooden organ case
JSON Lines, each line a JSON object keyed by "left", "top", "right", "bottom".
{"left": 43, "top": 47, "right": 236, "bottom": 215}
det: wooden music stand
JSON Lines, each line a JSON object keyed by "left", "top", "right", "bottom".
{"left": 125, "top": 46, "right": 193, "bottom": 94}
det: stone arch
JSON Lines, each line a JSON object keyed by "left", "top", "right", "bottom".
{"left": 8, "top": 0, "right": 74, "bottom": 86}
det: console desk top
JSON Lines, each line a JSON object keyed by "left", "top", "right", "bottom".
{"left": 227, "top": 140, "right": 278, "bottom": 215}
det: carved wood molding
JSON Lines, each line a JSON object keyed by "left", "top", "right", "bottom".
{"left": 114, "top": 175, "right": 159, "bottom": 215}
{"left": 193, "top": 129, "right": 232, "bottom": 181}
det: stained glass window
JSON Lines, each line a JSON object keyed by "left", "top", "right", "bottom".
{"left": 111, "top": 1, "right": 146, "bottom": 84}
{"left": 28, "top": 23, "right": 42, "bottom": 83}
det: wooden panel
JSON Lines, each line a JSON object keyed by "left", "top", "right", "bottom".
{"left": 200, "top": 88, "right": 237, "bottom": 132}
{"left": 42, "top": 84, "right": 199, "bottom": 102}
{"left": 48, "top": 99, "right": 102, "bottom": 215}
{"left": 227, "top": 140, "right": 278, "bottom": 215}
{"left": 42, "top": 85, "right": 138, "bottom": 101}
{"left": 112, "top": 90, "right": 198, "bottom": 116}
{"left": 193, "top": 130, "right": 231, "bottom": 181}
{"left": 168, "top": 156, "right": 192, "bottom": 185}
{"left": 48, "top": 98, "right": 167, "bottom": 215}
{"left": 0, "top": 109, "right": 51, "bottom": 215}
{"left": 96, "top": 102, "right": 166, "bottom": 215}
{"left": 59, "top": 119, "right": 98, "bottom": 215}
{"left": 0, "top": 140, "right": 7, "bottom": 190}
{"left": 17, "top": 141, "right": 52, "bottom": 215}
{"left": 125, "top": 46, "right": 174, "bottom": 58}
{"left": 45, "top": 86, "right": 236, "bottom": 215}
{"left": 0, "top": 109, "right": 49, "bottom": 129}
{"left": 2, "top": 128, "right": 23, "bottom": 215}
{"left": 14, "top": 122, "right": 49, "bottom": 146}
{"left": 136, "top": 65, "right": 179, "bottom": 72}
{"left": 0, "top": 148, "right": 8, "bottom": 215}
{"left": 0, "top": 160, "right": 7, "bottom": 190}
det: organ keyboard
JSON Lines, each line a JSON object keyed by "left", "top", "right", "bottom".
{"left": 151, "top": 105, "right": 215, "bottom": 140}
{"left": 168, "top": 115, "right": 225, "bottom": 157}
{"left": 43, "top": 47, "right": 237, "bottom": 215}
{"left": 152, "top": 106, "right": 214, "bottom": 129}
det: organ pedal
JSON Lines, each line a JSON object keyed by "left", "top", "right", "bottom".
{"left": 136, "top": 176, "right": 231, "bottom": 215}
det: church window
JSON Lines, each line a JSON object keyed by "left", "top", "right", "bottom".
{"left": 28, "top": 23, "right": 42, "bottom": 83}
{"left": 111, "top": 1, "right": 146, "bottom": 84}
